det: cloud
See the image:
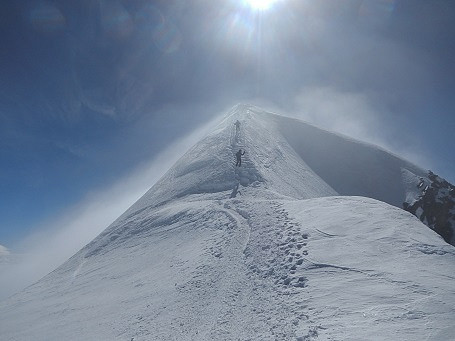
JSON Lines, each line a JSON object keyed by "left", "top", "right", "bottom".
{"left": 0, "top": 114, "right": 222, "bottom": 300}
{"left": 292, "top": 86, "right": 380, "bottom": 140}
{"left": 0, "top": 245, "right": 10, "bottom": 257}
{"left": 290, "top": 86, "right": 433, "bottom": 170}
{"left": 80, "top": 88, "right": 117, "bottom": 118}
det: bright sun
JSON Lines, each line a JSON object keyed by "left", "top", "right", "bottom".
{"left": 243, "top": 0, "right": 280, "bottom": 10}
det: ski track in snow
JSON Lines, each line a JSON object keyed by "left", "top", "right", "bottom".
{"left": 1, "top": 104, "right": 454, "bottom": 340}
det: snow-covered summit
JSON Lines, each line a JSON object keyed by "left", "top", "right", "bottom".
{"left": 112, "top": 103, "right": 447, "bottom": 241}
{"left": 1, "top": 104, "right": 454, "bottom": 340}
{"left": 124, "top": 104, "right": 335, "bottom": 211}
{"left": 123, "top": 104, "right": 425, "bottom": 214}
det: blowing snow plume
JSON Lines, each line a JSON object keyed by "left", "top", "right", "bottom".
{"left": 1, "top": 104, "right": 454, "bottom": 340}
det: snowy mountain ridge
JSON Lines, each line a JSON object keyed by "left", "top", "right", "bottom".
{"left": 123, "top": 103, "right": 427, "bottom": 212}
{"left": 1, "top": 104, "right": 454, "bottom": 340}
{"left": 119, "top": 103, "right": 455, "bottom": 243}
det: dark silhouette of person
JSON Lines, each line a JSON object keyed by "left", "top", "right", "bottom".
{"left": 234, "top": 120, "right": 240, "bottom": 132}
{"left": 235, "top": 149, "right": 245, "bottom": 167}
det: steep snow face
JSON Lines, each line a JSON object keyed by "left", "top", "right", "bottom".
{"left": 272, "top": 111, "right": 427, "bottom": 207}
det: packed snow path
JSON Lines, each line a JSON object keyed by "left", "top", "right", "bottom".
{"left": 230, "top": 117, "right": 258, "bottom": 193}
{"left": 1, "top": 104, "right": 454, "bottom": 340}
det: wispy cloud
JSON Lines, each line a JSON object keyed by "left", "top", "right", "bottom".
{"left": 0, "top": 245, "right": 9, "bottom": 257}
{"left": 293, "top": 86, "right": 380, "bottom": 140}
{"left": 290, "top": 86, "right": 433, "bottom": 170}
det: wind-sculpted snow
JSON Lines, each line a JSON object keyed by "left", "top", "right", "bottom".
{"left": 1, "top": 196, "right": 454, "bottom": 340}
{"left": 283, "top": 197, "right": 455, "bottom": 340}
{"left": 1, "top": 104, "right": 454, "bottom": 340}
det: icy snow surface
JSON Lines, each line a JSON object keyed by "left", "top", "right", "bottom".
{"left": 1, "top": 104, "right": 454, "bottom": 340}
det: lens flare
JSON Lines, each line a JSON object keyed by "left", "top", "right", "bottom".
{"left": 243, "top": 0, "right": 280, "bottom": 10}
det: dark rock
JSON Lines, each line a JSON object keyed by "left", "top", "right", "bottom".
{"left": 403, "top": 171, "right": 455, "bottom": 246}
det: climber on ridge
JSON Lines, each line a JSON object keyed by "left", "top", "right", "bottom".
{"left": 234, "top": 120, "right": 240, "bottom": 132}
{"left": 235, "top": 149, "right": 245, "bottom": 167}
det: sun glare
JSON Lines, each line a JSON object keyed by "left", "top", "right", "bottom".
{"left": 243, "top": 0, "right": 279, "bottom": 10}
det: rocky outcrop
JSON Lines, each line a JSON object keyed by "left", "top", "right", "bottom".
{"left": 403, "top": 171, "right": 455, "bottom": 245}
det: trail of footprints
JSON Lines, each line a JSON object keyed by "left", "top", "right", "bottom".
{"left": 241, "top": 201, "right": 310, "bottom": 290}
{"left": 271, "top": 202, "right": 309, "bottom": 289}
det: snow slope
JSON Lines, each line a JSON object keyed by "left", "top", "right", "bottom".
{"left": 1, "top": 104, "right": 454, "bottom": 340}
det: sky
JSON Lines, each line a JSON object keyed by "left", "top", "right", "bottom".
{"left": 0, "top": 0, "right": 454, "bottom": 296}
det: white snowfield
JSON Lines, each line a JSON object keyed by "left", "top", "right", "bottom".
{"left": 1, "top": 104, "right": 454, "bottom": 340}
